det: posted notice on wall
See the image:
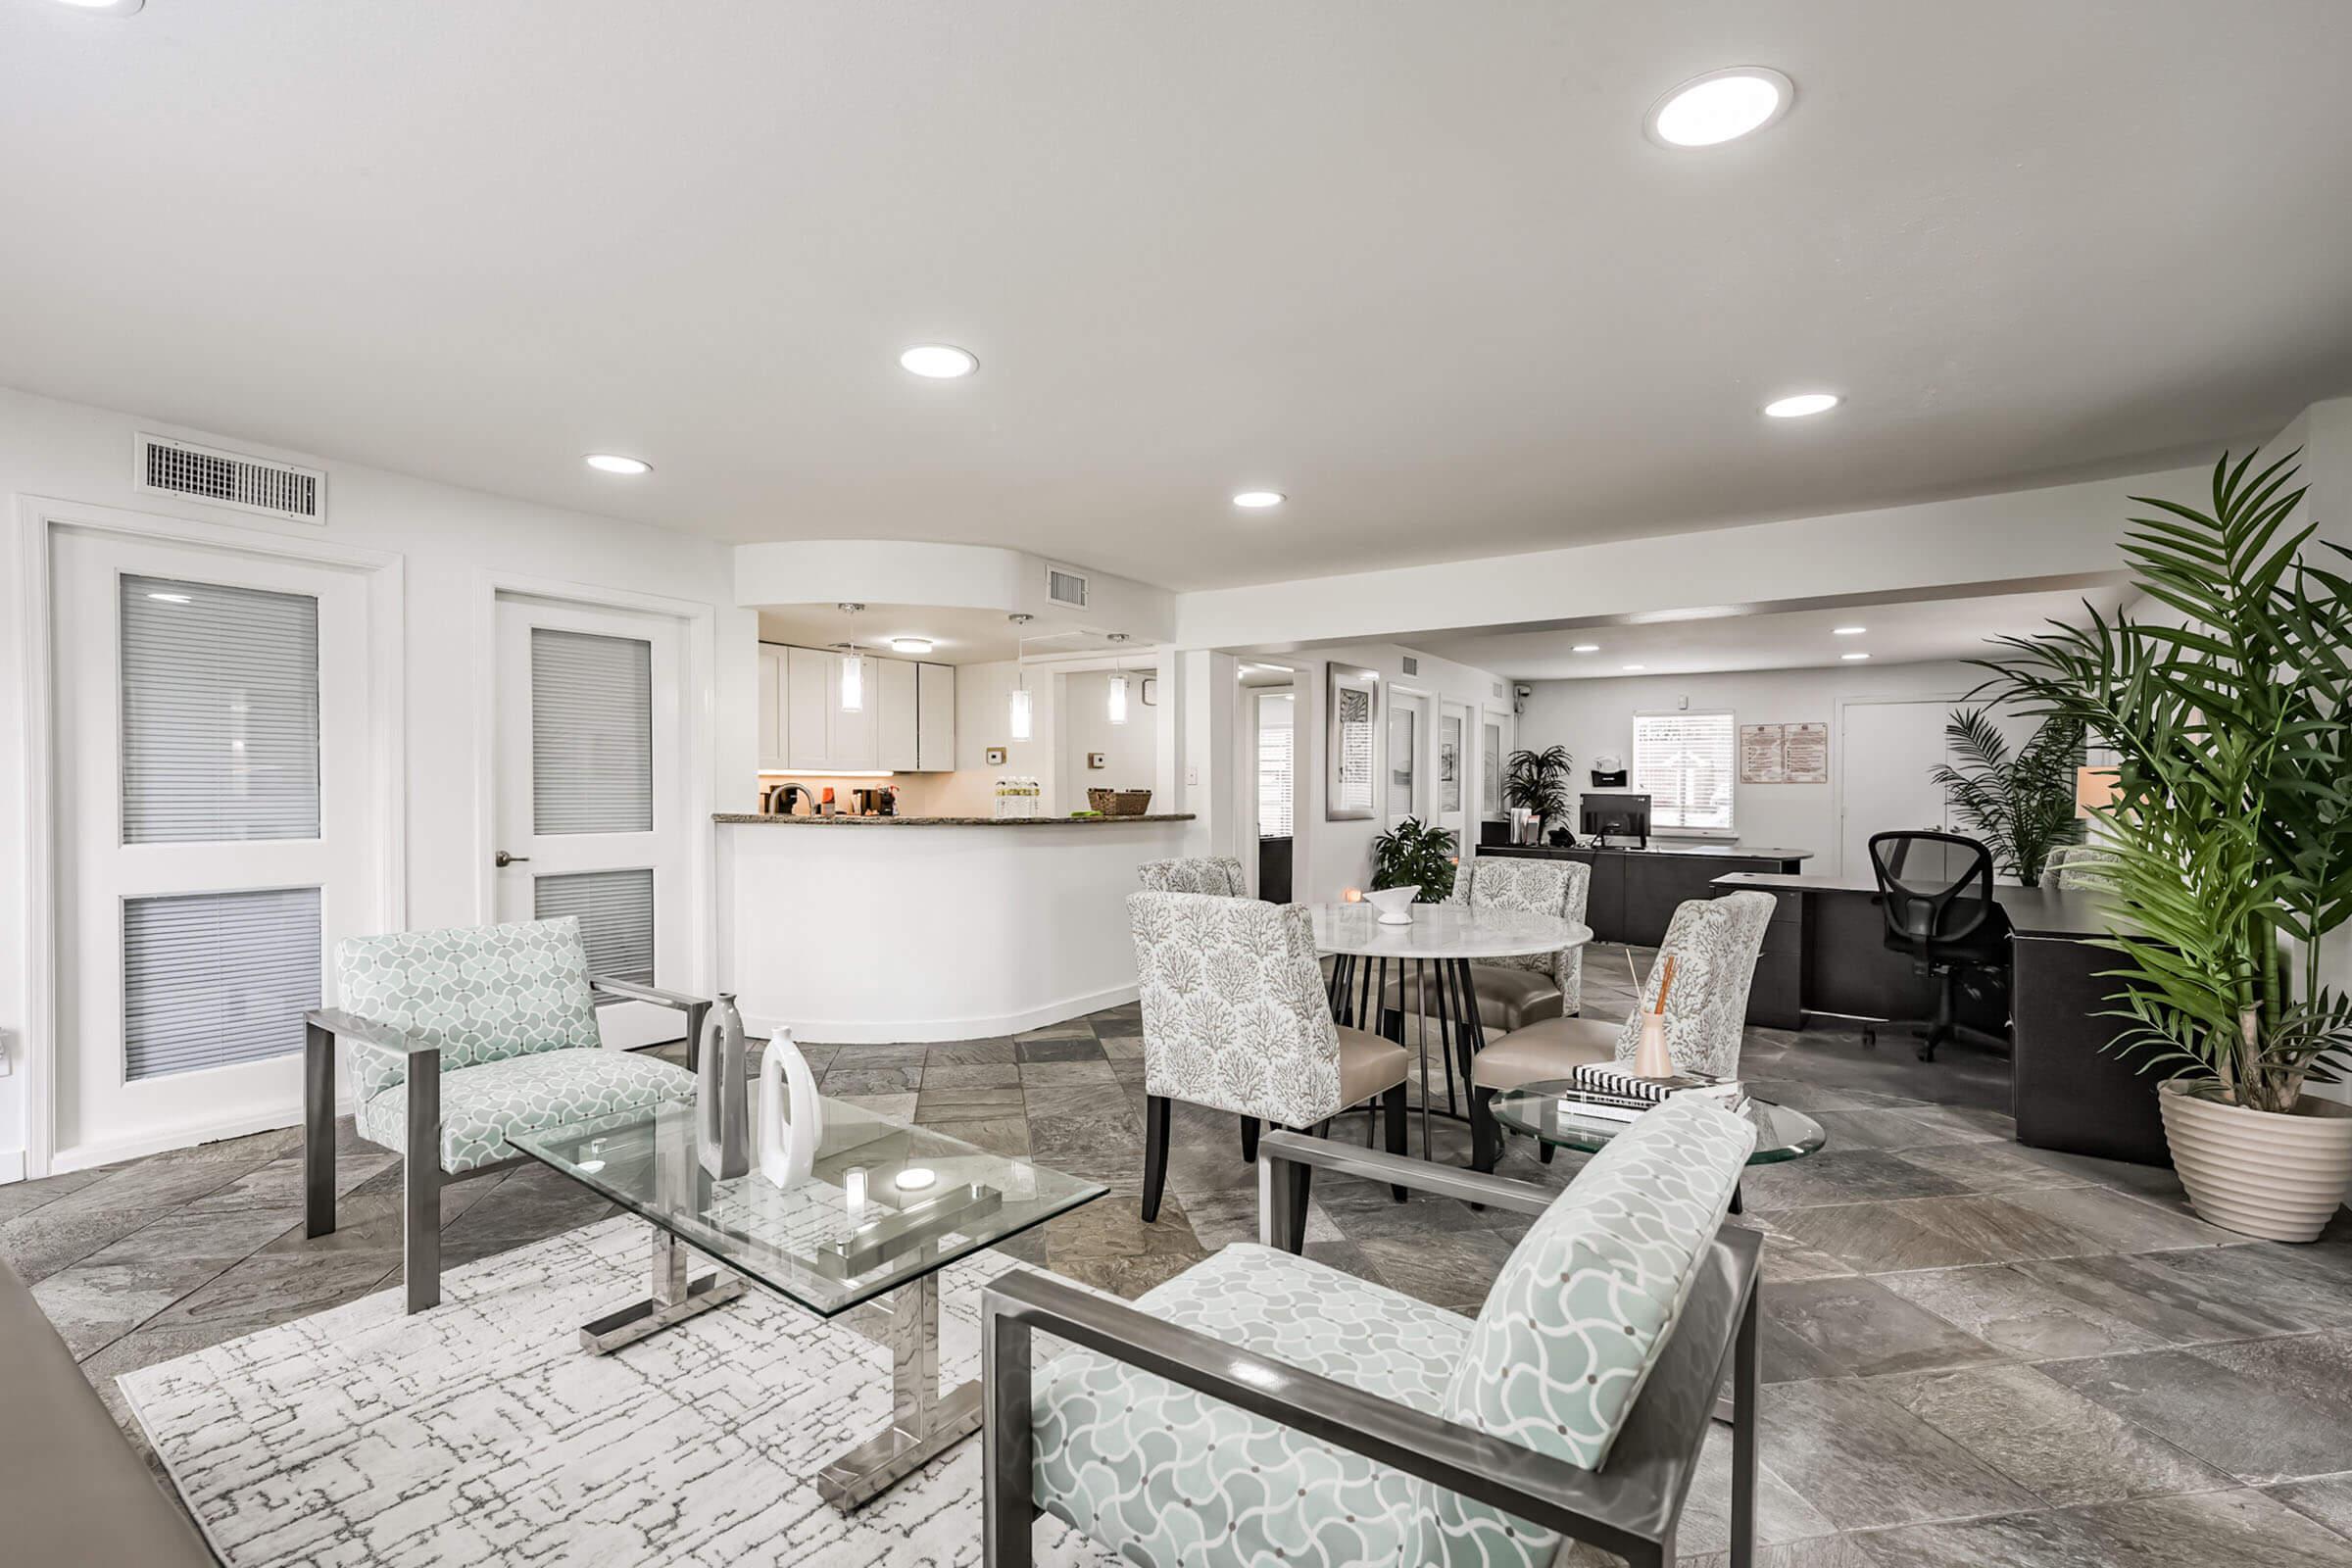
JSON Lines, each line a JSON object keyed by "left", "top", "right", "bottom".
{"left": 1741, "top": 722, "right": 1828, "bottom": 784}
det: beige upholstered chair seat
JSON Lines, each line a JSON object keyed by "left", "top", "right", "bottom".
{"left": 1337, "top": 1026, "right": 1411, "bottom": 1106}
{"left": 1385, "top": 965, "right": 1565, "bottom": 1033}
{"left": 1469, "top": 1016, "right": 1618, "bottom": 1092}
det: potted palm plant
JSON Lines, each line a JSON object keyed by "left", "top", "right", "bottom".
{"left": 1932, "top": 708, "right": 2084, "bottom": 886}
{"left": 1503, "top": 745, "right": 1575, "bottom": 836}
{"left": 1976, "top": 449, "right": 2352, "bottom": 1241}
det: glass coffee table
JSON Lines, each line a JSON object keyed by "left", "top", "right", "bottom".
{"left": 1487, "top": 1080, "right": 1826, "bottom": 1211}
{"left": 510, "top": 1097, "right": 1102, "bottom": 1511}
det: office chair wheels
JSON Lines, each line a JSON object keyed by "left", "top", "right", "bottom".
{"left": 1861, "top": 1024, "right": 1878, "bottom": 1050}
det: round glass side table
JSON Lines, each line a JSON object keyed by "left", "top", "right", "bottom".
{"left": 1487, "top": 1080, "right": 1826, "bottom": 1211}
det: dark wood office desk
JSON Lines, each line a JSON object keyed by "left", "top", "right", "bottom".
{"left": 1714, "top": 871, "right": 2168, "bottom": 1166}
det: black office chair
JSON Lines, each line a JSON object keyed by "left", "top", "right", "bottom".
{"left": 1863, "top": 831, "right": 2010, "bottom": 1062}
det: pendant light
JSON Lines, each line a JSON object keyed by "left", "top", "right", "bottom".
{"left": 835, "top": 604, "right": 865, "bottom": 712}
{"left": 1007, "top": 613, "right": 1034, "bottom": 741}
{"left": 1106, "top": 633, "right": 1131, "bottom": 726}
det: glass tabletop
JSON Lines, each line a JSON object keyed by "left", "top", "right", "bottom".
{"left": 509, "top": 1098, "right": 1104, "bottom": 1318}
{"left": 1488, "top": 1080, "right": 1827, "bottom": 1163}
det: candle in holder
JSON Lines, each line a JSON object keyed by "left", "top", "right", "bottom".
{"left": 1342, "top": 888, "right": 1363, "bottom": 904}
{"left": 844, "top": 1165, "right": 868, "bottom": 1209}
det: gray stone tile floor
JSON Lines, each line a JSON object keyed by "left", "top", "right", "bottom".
{"left": 9, "top": 943, "right": 2352, "bottom": 1566}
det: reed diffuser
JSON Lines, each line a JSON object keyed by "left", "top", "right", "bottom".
{"left": 1632, "top": 953, "right": 1676, "bottom": 1079}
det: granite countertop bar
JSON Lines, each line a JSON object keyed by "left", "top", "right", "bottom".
{"left": 714, "top": 812, "right": 1197, "bottom": 826}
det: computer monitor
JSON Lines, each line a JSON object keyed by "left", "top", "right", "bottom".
{"left": 1581, "top": 791, "right": 1651, "bottom": 848}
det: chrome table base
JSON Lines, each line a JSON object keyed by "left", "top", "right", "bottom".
{"left": 580, "top": 1226, "right": 744, "bottom": 1354}
{"left": 579, "top": 1224, "right": 972, "bottom": 1513}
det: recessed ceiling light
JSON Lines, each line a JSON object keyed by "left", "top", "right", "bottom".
{"left": 1232, "top": 490, "right": 1286, "bottom": 510}
{"left": 900, "top": 344, "right": 978, "bottom": 378}
{"left": 1572, "top": 644, "right": 1600, "bottom": 654}
{"left": 1646, "top": 67, "right": 1792, "bottom": 148}
{"left": 1622, "top": 663, "right": 1646, "bottom": 671}
{"left": 55, "top": 0, "right": 143, "bottom": 13}
{"left": 146, "top": 591, "right": 192, "bottom": 604}
{"left": 584, "top": 453, "right": 653, "bottom": 475}
{"left": 889, "top": 637, "right": 934, "bottom": 656}
{"left": 1841, "top": 652, "right": 1872, "bottom": 662}
{"left": 1833, "top": 625, "right": 1867, "bottom": 635}
{"left": 1764, "top": 393, "right": 1840, "bottom": 418}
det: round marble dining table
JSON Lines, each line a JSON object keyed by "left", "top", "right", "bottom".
{"left": 1309, "top": 903, "right": 1592, "bottom": 1156}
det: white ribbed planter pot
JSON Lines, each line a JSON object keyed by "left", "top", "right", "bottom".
{"left": 2158, "top": 1081, "right": 2352, "bottom": 1243}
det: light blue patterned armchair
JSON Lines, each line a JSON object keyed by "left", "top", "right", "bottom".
{"left": 1138, "top": 855, "right": 1250, "bottom": 896}
{"left": 982, "top": 1097, "right": 1764, "bottom": 1568}
{"left": 301, "top": 917, "right": 706, "bottom": 1312}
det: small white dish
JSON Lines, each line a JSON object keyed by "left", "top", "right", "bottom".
{"left": 1365, "top": 885, "right": 1421, "bottom": 925}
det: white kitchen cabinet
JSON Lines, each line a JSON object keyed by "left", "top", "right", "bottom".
{"left": 879, "top": 657, "right": 920, "bottom": 771}
{"left": 785, "top": 646, "right": 832, "bottom": 769}
{"left": 783, "top": 645, "right": 880, "bottom": 771}
{"left": 917, "top": 662, "right": 956, "bottom": 770}
{"left": 758, "top": 644, "right": 786, "bottom": 770}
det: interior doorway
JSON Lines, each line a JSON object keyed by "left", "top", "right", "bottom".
{"left": 1253, "top": 686, "right": 1296, "bottom": 903}
{"left": 492, "top": 594, "right": 694, "bottom": 1051}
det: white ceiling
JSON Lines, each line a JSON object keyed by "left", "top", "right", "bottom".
{"left": 755, "top": 604, "right": 1120, "bottom": 665}
{"left": 5, "top": 4, "right": 2349, "bottom": 592}
{"left": 1413, "top": 585, "right": 2132, "bottom": 680}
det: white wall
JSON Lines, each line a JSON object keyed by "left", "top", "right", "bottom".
{"left": 1059, "top": 669, "right": 1159, "bottom": 801}
{"left": 1273, "top": 642, "right": 1512, "bottom": 905}
{"left": 906, "top": 658, "right": 1061, "bottom": 816}
{"left": 1175, "top": 465, "right": 2199, "bottom": 652}
{"left": 0, "top": 387, "right": 757, "bottom": 1178}
{"left": 1513, "top": 661, "right": 1987, "bottom": 872}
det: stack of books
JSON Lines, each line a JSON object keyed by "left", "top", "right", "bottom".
{"left": 1550, "top": 1061, "right": 1750, "bottom": 1125}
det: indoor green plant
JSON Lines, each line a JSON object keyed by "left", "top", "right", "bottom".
{"left": 1975, "top": 448, "right": 2352, "bottom": 1240}
{"left": 1503, "top": 745, "right": 1575, "bottom": 834}
{"left": 1930, "top": 708, "right": 2084, "bottom": 886}
{"left": 1371, "top": 815, "right": 1458, "bottom": 903}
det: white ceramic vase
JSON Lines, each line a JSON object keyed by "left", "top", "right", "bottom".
{"left": 758, "top": 1027, "right": 826, "bottom": 1189}
{"left": 1366, "top": 885, "right": 1421, "bottom": 925}
{"left": 2158, "top": 1080, "right": 2352, "bottom": 1243}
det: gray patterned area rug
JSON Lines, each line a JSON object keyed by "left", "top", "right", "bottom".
{"left": 120, "top": 1217, "right": 1119, "bottom": 1567}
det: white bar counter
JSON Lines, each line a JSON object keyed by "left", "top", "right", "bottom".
{"left": 715, "top": 812, "right": 1198, "bottom": 1044}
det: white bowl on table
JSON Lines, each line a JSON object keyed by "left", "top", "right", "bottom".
{"left": 1365, "top": 885, "right": 1420, "bottom": 925}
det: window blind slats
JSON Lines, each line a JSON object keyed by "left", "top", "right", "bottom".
{"left": 1257, "top": 694, "right": 1295, "bottom": 838}
{"left": 1633, "top": 711, "right": 1737, "bottom": 833}
{"left": 531, "top": 628, "right": 653, "bottom": 835}
{"left": 536, "top": 868, "right": 655, "bottom": 987}
{"left": 121, "top": 574, "right": 320, "bottom": 844}
{"left": 122, "top": 887, "right": 321, "bottom": 1080}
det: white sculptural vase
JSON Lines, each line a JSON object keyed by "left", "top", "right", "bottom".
{"left": 758, "top": 1027, "right": 826, "bottom": 1189}
{"left": 1365, "top": 885, "right": 1421, "bottom": 925}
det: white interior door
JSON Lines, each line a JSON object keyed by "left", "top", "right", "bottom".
{"left": 1838, "top": 699, "right": 1961, "bottom": 881}
{"left": 53, "top": 529, "right": 381, "bottom": 1167}
{"left": 1386, "top": 686, "right": 1430, "bottom": 824}
{"left": 494, "top": 595, "right": 688, "bottom": 1051}
{"left": 1438, "top": 701, "right": 1470, "bottom": 852}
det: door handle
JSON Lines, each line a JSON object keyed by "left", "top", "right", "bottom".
{"left": 494, "top": 851, "right": 531, "bottom": 867}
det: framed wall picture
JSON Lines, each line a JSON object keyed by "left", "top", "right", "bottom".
{"left": 1327, "top": 665, "right": 1380, "bottom": 820}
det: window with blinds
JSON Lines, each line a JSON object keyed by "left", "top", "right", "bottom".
{"left": 536, "top": 868, "right": 655, "bottom": 988}
{"left": 1257, "top": 693, "right": 1295, "bottom": 838}
{"left": 121, "top": 574, "right": 320, "bottom": 844}
{"left": 1632, "top": 710, "right": 1737, "bottom": 834}
{"left": 122, "top": 887, "right": 321, "bottom": 1080}
{"left": 532, "top": 628, "right": 653, "bottom": 835}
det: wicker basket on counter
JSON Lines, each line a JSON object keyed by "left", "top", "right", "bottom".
{"left": 1088, "top": 788, "right": 1152, "bottom": 817}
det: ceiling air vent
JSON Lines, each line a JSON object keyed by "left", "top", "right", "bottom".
{"left": 1046, "top": 565, "right": 1089, "bottom": 610}
{"left": 1401, "top": 656, "right": 1420, "bottom": 677}
{"left": 135, "top": 433, "right": 325, "bottom": 524}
